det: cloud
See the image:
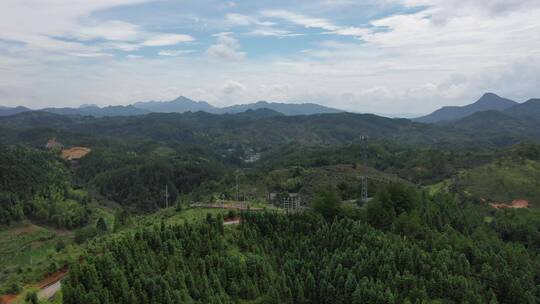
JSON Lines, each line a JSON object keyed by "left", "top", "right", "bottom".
{"left": 142, "top": 34, "right": 195, "bottom": 46}
{"left": 226, "top": 13, "right": 300, "bottom": 38}
{"left": 0, "top": 0, "right": 148, "bottom": 53}
{"left": 1, "top": 0, "right": 539, "bottom": 115}
{"left": 226, "top": 13, "right": 275, "bottom": 26}
{"left": 74, "top": 20, "right": 142, "bottom": 41}
{"left": 221, "top": 80, "right": 246, "bottom": 94}
{"left": 261, "top": 9, "right": 369, "bottom": 38}
{"left": 68, "top": 52, "right": 114, "bottom": 58}
{"left": 398, "top": 0, "right": 540, "bottom": 23}
{"left": 0, "top": 0, "right": 194, "bottom": 58}
{"left": 158, "top": 49, "right": 193, "bottom": 56}
{"left": 247, "top": 29, "right": 302, "bottom": 37}
{"left": 206, "top": 32, "right": 246, "bottom": 61}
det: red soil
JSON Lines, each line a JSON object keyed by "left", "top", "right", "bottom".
{"left": 38, "top": 267, "right": 69, "bottom": 289}
{"left": 0, "top": 295, "right": 16, "bottom": 304}
{"left": 61, "top": 147, "right": 91, "bottom": 160}
{"left": 490, "top": 199, "right": 530, "bottom": 209}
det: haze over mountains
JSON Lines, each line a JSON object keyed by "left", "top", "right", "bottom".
{"left": 0, "top": 96, "right": 342, "bottom": 117}
{"left": 414, "top": 93, "right": 538, "bottom": 123}
{"left": 1, "top": 93, "right": 538, "bottom": 129}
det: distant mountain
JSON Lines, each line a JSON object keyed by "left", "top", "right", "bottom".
{"left": 219, "top": 101, "right": 343, "bottom": 116}
{"left": 133, "top": 96, "right": 218, "bottom": 113}
{"left": 227, "top": 108, "right": 285, "bottom": 118}
{"left": 133, "top": 96, "right": 344, "bottom": 116}
{"left": 2, "top": 96, "right": 345, "bottom": 118}
{"left": 504, "top": 99, "right": 540, "bottom": 122}
{"left": 415, "top": 93, "right": 517, "bottom": 123}
{"left": 42, "top": 105, "right": 150, "bottom": 117}
{"left": 448, "top": 110, "right": 540, "bottom": 146}
{"left": 0, "top": 106, "right": 31, "bottom": 116}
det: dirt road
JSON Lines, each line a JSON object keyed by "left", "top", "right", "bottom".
{"left": 38, "top": 280, "right": 61, "bottom": 301}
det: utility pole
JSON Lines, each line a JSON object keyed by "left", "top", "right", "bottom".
{"left": 360, "top": 136, "right": 369, "bottom": 202}
{"left": 165, "top": 184, "right": 169, "bottom": 208}
{"left": 235, "top": 172, "right": 239, "bottom": 202}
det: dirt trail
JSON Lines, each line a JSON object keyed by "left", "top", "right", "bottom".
{"left": 38, "top": 280, "right": 61, "bottom": 301}
{"left": 0, "top": 295, "right": 16, "bottom": 304}
{"left": 35, "top": 268, "right": 68, "bottom": 301}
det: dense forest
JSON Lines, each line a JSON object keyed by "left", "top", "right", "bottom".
{"left": 0, "top": 145, "right": 90, "bottom": 228}
{"left": 63, "top": 185, "right": 540, "bottom": 303}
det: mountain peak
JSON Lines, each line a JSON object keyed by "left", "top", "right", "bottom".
{"left": 134, "top": 96, "right": 218, "bottom": 113}
{"left": 480, "top": 92, "right": 499, "bottom": 98}
{"left": 415, "top": 93, "right": 517, "bottom": 123}
{"left": 172, "top": 96, "right": 196, "bottom": 103}
{"left": 475, "top": 92, "right": 514, "bottom": 106}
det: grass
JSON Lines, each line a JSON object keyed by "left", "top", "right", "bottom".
{"left": 424, "top": 179, "right": 452, "bottom": 196}
{"left": 0, "top": 201, "right": 115, "bottom": 296}
{"left": 0, "top": 221, "right": 78, "bottom": 295}
{"left": 455, "top": 158, "right": 540, "bottom": 206}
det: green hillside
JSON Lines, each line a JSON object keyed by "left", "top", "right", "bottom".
{"left": 453, "top": 158, "right": 540, "bottom": 206}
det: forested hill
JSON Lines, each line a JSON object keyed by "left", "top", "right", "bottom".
{"left": 1, "top": 109, "right": 539, "bottom": 150}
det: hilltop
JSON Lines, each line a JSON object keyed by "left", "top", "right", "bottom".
{"left": 415, "top": 93, "right": 518, "bottom": 123}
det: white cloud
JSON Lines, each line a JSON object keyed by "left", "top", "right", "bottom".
{"left": 68, "top": 52, "right": 114, "bottom": 58}
{"left": 247, "top": 29, "right": 302, "bottom": 37}
{"left": 222, "top": 80, "right": 246, "bottom": 94}
{"left": 142, "top": 34, "right": 195, "bottom": 46}
{"left": 226, "top": 13, "right": 275, "bottom": 26}
{"left": 206, "top": 32, "right": 246, "bottom": 61}
{"left": 0, "top": 0, "right": 148, "bottom": 53}
{"left": 261, "top": 9, "right": 369, "bottom": 38}
{"left": 74, "top": 20, "right": 142, "bottom": 41}
{"left": 158, "top": 49, "right": 193, "bottom": 57}
{"left": 226, "top": 13, "right": 301, "bottom": 38}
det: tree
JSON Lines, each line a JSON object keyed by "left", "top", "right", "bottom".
{"left": 25, "top": 291, "right": 38, "bottom": 304}
{"left": 96, "top": 217, "right": 108, "bottom": 234}
{"left": 312, "top": 189, "right": 342, "bottom": 220}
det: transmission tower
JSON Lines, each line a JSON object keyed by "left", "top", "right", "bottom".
{"left": 360, "top": 136, "right": 369, "bottom": 202}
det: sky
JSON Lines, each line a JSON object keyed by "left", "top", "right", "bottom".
{"left": 1, "top": 0, "right": 540, "bottom": 115}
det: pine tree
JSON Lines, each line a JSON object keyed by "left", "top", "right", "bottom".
{"left": 96, "top": 217, "right": 108, "bottom": 234}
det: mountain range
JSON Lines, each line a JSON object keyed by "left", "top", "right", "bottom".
{"left": 0, "top": 96, "right": 343, "bottom": 117}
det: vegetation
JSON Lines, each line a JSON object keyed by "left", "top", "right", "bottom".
{"left": 453, "top": 158, "right": 540, "bottom": 205}
{"left": 1, "top": 110, "right": 540, "bottom": 302}
{"left": 0, "top": 145, "right": 90, "bottom": 228}
{"left": 63, "top": 185, "right": 540, "bottom": 303}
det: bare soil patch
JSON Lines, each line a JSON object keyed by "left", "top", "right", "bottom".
{"left": 61, "top": 147, "right": 91, "bottom": 160}
{"left": 0, "top": 295, "right": 16, "bottom": 304}
{"left": 38, "top": 267, "right": 69, "bottom": 289}
{"left": 490, "top": 199, "right": 530, "bottom": 209}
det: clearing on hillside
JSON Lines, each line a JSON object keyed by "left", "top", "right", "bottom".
{"left": 61, "top": 147, "right": 91, "bottom": 161}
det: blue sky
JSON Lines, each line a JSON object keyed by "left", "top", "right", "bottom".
{"left": 1, "top": 0, "right": 540, "bottom": 115}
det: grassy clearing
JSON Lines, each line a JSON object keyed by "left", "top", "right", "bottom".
{"left": 454, "top": 159, "right": 540, "bottom": 206}
{"left": 0, "top": 221, "right": 78, "bottom": 295}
